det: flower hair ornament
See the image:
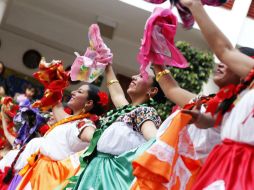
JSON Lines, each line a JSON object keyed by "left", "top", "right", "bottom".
{"left": 144, "top": 0, "right": 227, "bottom": 29}
{"left": 70, "top": 24, "right": 113, "bottom": 83}
{"left": 98, "top": 91, "right": 109, "bottom": 107}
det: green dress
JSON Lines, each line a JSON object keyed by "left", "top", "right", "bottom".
{"left": 68, "top": 105, "right": 161, "bottom": 190}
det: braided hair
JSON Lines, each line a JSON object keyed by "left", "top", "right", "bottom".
{"left": 216, "top": 47, "right": 254, "bottom": 117}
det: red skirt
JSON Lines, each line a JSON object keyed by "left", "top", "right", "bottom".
{"left": 192, "top": 139, "right": 254, "bottom": 190}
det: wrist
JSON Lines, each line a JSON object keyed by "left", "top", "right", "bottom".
{"left": 188, "top": 1, "right": 203, "bottom": 11}
{"left": 156, "top": 69, "right": 170, "bottom": 82}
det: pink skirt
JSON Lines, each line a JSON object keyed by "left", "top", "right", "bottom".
{"left": 192, "top": 139, "right": 254, "bottom": 190}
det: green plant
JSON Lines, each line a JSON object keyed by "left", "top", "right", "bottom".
{"left": 155, "top": 41, "right": 215, "bottom": 120}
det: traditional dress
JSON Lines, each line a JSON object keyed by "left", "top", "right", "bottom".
{"left": 13, "top": 114, "right": 96, "bottom": 190}
{"left": 68, "top": 105, "right": 161, "bottom": 190}
{"left": 192, "top": 88, "right": 254, "bottom": 190}
{"left": 131, "top": 97, "right": 221, "bottom": 190}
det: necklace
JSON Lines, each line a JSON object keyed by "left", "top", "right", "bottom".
{"left": 46, "top": 113, "right": 91, "bottom": 135}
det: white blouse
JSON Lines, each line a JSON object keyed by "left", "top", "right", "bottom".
{"left": 97, "top": 122, "right": 147, "bottom": 155}
{"left": 40, "top": 118, "right": 95, "bottom": 160}
{"left": 221, "top": 89, "right": 254, "bottom": 145}
{"left": 97, "top": 106, "right": 161, "bottom": 155}
{"left": 0, "top": 118, "right": 95, "bottom": 171}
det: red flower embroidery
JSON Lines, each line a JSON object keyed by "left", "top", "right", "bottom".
{"left": 39, "top": 124, "right": 50, "bottom": 135}
{"left": 77, "top": 121, "right": 86, "bottom": 129}
{"left": 98, "top": 91, "right": 109, "bottom": 107}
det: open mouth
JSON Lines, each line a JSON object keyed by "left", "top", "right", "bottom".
{"left": 215, "top": 68, "right": 224, "bottom": 75}
{"left": 129, "top": 81, "right": 136, "bottom": 87}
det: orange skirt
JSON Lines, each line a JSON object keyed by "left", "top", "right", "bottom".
{"left": 16, "top": 154, "right": 81, "bottom": 190}
{"left": 131, "top": 112, "right": 202, "bottom": 190}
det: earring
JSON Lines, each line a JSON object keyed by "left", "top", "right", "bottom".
{"left": 147, "top": 92, "right": 151, "bottom": 99}
{"left": 81, "top": 107, "right": 86, "bottom": 114}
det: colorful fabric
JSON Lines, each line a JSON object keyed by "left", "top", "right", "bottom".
{"left": 13, "top": 100, "right": 46, "bottom": 146}
{"left": 144, "top": 0, "right": 227, "bottom": 29}
{"left": 11, "top": 114, "right": 96, "bottom": 190}
{"left": 70, "top": 24, "right": 113, "bottom": 83}
{"left": 138, "top": 7, "right": 188, "bottom": 79}
{"left": 73, "top": 139, "right": 155, "bottom": 190}
{"left": 131, "top": 112, "right": 202, "bottom": 190}
{"left": 65, "top": 103, "right": 159, "bottom": 189}
{"left": 16, "top": 153, "right": 82, "bottom": 190}
{"left": 192, "top": 139, "right": 254, "bottom": 190}
{"left": 206, "top": 68, "right": 254, "bottom": 127}
{"left": 0, "top": 97, "right": 19, "bottom": 149}
{"left": 116, "top": 106, "right": 161, "bottom": 133}
{"left": 32, "top": 58, "right": 69, "bottom": 111}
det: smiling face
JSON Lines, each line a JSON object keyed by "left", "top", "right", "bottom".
{"left": 67, "top": 84, "right": 91, "bottom": 113}
{"left": 213, "top": 63, "right": 240, "bottom": 88}
{"left": 127, "top": 74, "right": 154, "bottom": 100}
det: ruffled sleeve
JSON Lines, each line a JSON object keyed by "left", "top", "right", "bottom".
{"left": 67, "top": 118, "right": 96, "bottom": 152}
{"left": 133, "top": 106, "right": 161, "bottom": 132}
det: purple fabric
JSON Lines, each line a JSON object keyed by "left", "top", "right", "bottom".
{"left": 7, "top": 174, "right": 22, "bottom": 190}
{"left": 13, "top": 100, "right": 46, "bottom": 146}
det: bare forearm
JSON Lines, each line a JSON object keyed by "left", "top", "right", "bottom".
{"left": 2, "top": 117, "right": 15, "bottom": 146}
{"left": 52, "top": 103, "right": 70, "bottom": 122}
{"left": 154, "top": 65, "right": 196, "bottom": 107}
{"left": 189, "top": 3, "right": 233, "bottom": 59}
{"left": 105, "top": 65, "right": 128, "bottom": 107}
{"left": 188, "top": 2, "right": 254, "bottom": 77}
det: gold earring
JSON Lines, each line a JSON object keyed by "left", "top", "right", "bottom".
{"left": 81, "top": 107, "right": 86, "bottom": 114}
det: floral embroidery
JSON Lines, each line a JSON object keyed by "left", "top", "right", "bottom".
{"left": 116, "top": 106, "right": 161, "bottom": 133}
{"left": 77, "top": 121, "right": 86, "bottom": 129}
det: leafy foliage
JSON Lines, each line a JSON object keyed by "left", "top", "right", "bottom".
{"left": 155, "top": 41, "right": 215, "bottom": 120}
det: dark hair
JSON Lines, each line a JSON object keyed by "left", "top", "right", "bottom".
{"left": 239, "top": 47, "right": 254, "bottom": 57}
{"left": 23, "top": 84, "right": 37, "bottom": 98}
{"left": 86, "top": 83, "right": 106, "bottom": 116}
{"left": 216, "top": 47, "right": 254, "bottom": 121}
{"left": 0, "top": 61, "right": 5, "bottom": 75}
{"left": 151, "top": 78, "right": 167, "bottom": 104}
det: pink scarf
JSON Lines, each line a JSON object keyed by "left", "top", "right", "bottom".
{"left": 138, "top": 7, "right": 188, "bottom": 78}
{"left": 144, "top": 0, "right": 227, "bottom": 29}
{"left": 70, "top": 24, "right": 113, "bottom": 82}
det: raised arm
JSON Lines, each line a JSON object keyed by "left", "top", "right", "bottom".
{"left": 181, "top": 0, "right": 254, "bottom": 78}
{"left": 1, "top": 107, "right": 15, "bottom": 146}
{"left": 105, "top": 65, "right": 129, "bottom": 108}
{"left": 52, "top": 103, "right": 70, "bottom": 122}
{"left": 154, "top": 65, "right": 196, "bottom": 107}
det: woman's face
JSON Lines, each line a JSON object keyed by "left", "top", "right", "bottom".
{"left": 25, "top": 88, "right": 36, "bottom": 99}
{"left": 67, "top": 85, "right": 90, "bottom": 112}
{"left": 213, "top": 63, "right": 240, "bottom": 88}
{"left": 127, "top": 74, "right": 154, "bottom": 98}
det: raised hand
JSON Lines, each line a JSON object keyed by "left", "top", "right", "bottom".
{"left": 180, "top": 0, "right": 202, "bottom": 8}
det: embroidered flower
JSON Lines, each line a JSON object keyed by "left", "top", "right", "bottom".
{"left": 39, "top": 124, "right": 50, "bottom": 135}
{"left": 77, "top": 121, "right": 86, "bottom": 129}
